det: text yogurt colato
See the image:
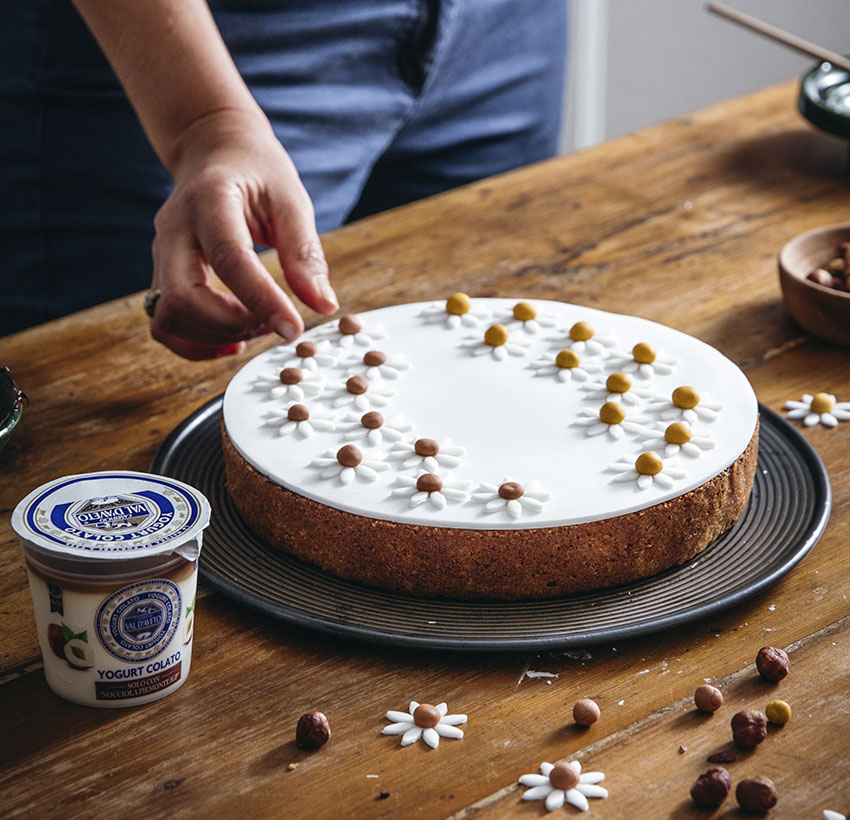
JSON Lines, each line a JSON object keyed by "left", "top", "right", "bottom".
{"left": 12, "top": 471, "right": 211, "bottom": 708}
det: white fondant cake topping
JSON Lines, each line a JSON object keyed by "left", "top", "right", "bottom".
{"left": 223, "top": 299, "right": 758, "bottom": 530}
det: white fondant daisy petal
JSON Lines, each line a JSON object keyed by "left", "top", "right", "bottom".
{"left": 566, "top": 790, "right": 589, "bottom": 811}
{"left": 506, "top": 499, "right": 522, "bottom": 518}
{"left": 522, "top": 786, "right": 553, "bottom": 801}
{"left": 339, "top": 467, "right": 356, "bottom": 484}
{"left": 386, "top": 711, "right": 413, "bottom": 723}
{"left": 578, "top": 784, "right": 608, "bottom": 798}
{"left": 519, "top": 497, "right": 544, "bottom": 512}
{"left": 545, "top": 790, "right": 566, "bottom": 811}
{"left": 356, "top": 465, "right": 378, "bottom": 481}
{"left": 422, "top": 728, "right": 440, "bottom": 749}
{"left": 401, "top": 727, "right": 423, "bottom": 746}
{"left": 540, "top": 763, "right": 555, "bottom": 776}
{"left": 519, "top": 775, "right": 551, "bottom": 788}
{"left": 435, "top": 724, "right": 464, "bottom": 739}
{"left": 440, "top": 713, "right": 467, "bottom": 725}
{"left": 654, "top": 473, "right": 674, "bottom": 489}
{"left": 320, "top": 466, "right": 341, "bottom": 480}
{"left": 637, "top": 474, "right": 653, "bottom": 490}
{"left": 429, "top": 492, "right": 447, "bottom": 510}
{"left": 382, "top": 722, "right": 414, "bottom": 735}
{"left": 804, "top": 412, "right": 820, "bottom": 427}
{"left": 409, "top": 491, "right": 430, "bottom": 507}
{"left": 484, "top": 498, "right": 505, "bottom": 512}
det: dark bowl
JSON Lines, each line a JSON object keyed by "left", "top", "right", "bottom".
{"left": 0, "top": 366, "right": 25, "bottom": 451}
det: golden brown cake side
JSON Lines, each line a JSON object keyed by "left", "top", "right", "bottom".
{"left": 222, "top": 420, "right": 759, "bottom": 601}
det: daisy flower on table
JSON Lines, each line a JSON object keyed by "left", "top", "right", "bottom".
{"left": 607, "top": 451, "right": 687, "bottom": 490}
{"left": 652, "top": 386, "right": 723, "bottom": 424}
{"left": 266, "top": 339, "right": 337, "bottom": 371}
{"left": 635, "top": 420, "right": 715, "bottom": 458}
{"left": 581, "top": 372, "right": 646, "bottom": 406}
{"left": 390, "top": 472, "right": 472, "bottom": 510}
{"left": 546, "top": 320, "right": 617, "bottom": 358}
{"left": 573, "top": 402, "right": 647, "bottom": 441}
{"left": 326, "top": 375, "right": 395, "bottom": 411}
{"left": 606, "top": 342, "right": 676, "bottom": 379}
{"left": 310, "top": 445, "right": 389, "bottom": 484}
{"left": 784, "top": 392, "right": 850, "bottom": 428}
{"left": 519, "top": 760, "right": 608, "bottom": 812}
{"left": 529, "top": 349, "right": 601, "bottom": 383}
{"left": 315, "top": 313, "right": 386, "bottom": 348}
{"left": 418, "top": 292, "right": 491, "bottom": 329}
{"left": 460, "top": 323, "right": 530, "bottom": 361}
{"left": 337, "top": 411, "right": 413, "bottom": 447}
{"left": 382, "top": 700, "right": 467, "bottom": 748}
{"left": 499, "top": 301, "right": 558, "bottom": 335}
{"left": 262, "top": 403, "right": 335, "bottom": 439}
{"left": 389, "top": 437, "right": 465, "bottom": 473}
{"left": 344, "top": 349, "right": 410, "bottom": 381}
{"left": 251, "top": 367, "right": 324, "bottom": 403}
{"left": 471, "top": 477, "right": 552, "bottom": 519}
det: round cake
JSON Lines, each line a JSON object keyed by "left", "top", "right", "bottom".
{"left": 222, "top": 297, "right": 759, "bottom": 600}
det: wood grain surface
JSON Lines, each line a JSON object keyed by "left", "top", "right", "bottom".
{"left": 1, "top": 80, "right": 849, "bottom": 819}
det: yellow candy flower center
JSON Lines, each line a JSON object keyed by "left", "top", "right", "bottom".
{"left": 446, "top": 292, "right": 471, "bottom": 316}
{"left": 632, "top": 342, "right": 656, "bottom": 364}
{"left": 672, "top": 386, "right": 700, "bottom": 409}
{"left": 569, "top": 321, "right": 594, "bottom": 342}
{"left": 600, "top": 401, "right": 626, "bottom": 425}
{"left": 484, "top": 324, "right": 509, "bottom": 346}
{"left": 811, "top": 392, "right": 834, "bottom": 414}
{"left": 665, "top": 422, "right": 692, "bottom": 444}
{"left": 513, "top": 301, "right": 537, "bottom": 321}
{"left": 635, "top": 452, "right": 664, "bottom": 475}
{"left": 555, "top": 349, "right": 580, "bottom": 369}
{"left": 606, "top": 372, "right": 632, "bottom": 394}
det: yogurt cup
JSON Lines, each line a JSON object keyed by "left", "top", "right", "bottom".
{"left": 12, "top": 471, "right": 211, "bottom": 708}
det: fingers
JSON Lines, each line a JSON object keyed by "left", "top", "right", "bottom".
{"left": 269, "top": 183, "right": 339, "bottom": 316}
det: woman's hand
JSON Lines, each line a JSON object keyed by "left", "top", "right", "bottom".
{"left": 148, "top": 109, "right": 338, "bottom": 360}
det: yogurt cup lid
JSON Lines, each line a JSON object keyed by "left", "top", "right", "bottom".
{"left": 12, "top": 471, "right": 211, "bottom": 559}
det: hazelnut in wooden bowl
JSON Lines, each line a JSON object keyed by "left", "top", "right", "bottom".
{"left": 778, "top": 224, "right": 850, "bottom": 347}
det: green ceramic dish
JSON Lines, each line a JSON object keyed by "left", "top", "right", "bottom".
{"left": 0, "top": 366, "right": 25, "bottom": 451}
{"left": 799, "top": 58, "right": 850, "bottom": 139}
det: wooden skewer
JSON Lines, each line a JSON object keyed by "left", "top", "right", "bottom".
{"left": 706, "top": 1, "right": 850, "bottom": 75}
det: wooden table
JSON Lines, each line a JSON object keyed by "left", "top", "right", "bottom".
{"left": 2, "top": 80, "right": 849, "bottom": 819}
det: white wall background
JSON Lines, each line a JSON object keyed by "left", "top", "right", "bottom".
{"left": 564, "top": 0, "right": 850, "bottom": 151}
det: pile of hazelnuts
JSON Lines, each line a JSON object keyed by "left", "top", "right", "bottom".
{"left": 806, "top": 242, "right": 850, "bottom": 292}
{"left": 690, "top": 645, "right": 790, "bottom": 813}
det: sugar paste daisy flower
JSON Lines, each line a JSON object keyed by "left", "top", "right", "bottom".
{"left": 654, "top": 386, "right": 723, "bottom": 424}
{"left": 472, "top": 477, "right": 552, "bottom": 519}
{"left": 582, "top": 372, "right": 645, "bottom": 406}
{"left": 252, "top": 367, "right": 324, "bottom": 403}
{"left": 500, "top": 301, "right": 558, "bottom": 335}
{"left": 636, "top": 421, "right": 715, "bottom": 457}
{"left": 607, "top": 451, "right": 686, "bottom": 490}
{"left": 529, "top": 349, "right": 601, "bottom": 383}
{"left": 823, "top": 811, "right": 846, "bottom": 820}
{"left": 263, "top": 403, "right": 335, "bottom": 439}
{"left": 338, "top": 411, "right": 413, "bottom": 447}
{"left": 784, "top": 392, "right": 850, "bottom": 428}
{"left": 389, "top": 437, "right": 464, "bottom": 472}
{"left": 573, "top": 402, "right": 646, "bottom": 441}
{"left": 311, "top": 445, "right": 389, "bottom": 484}
{"left": 317, "top": 313, "right": 386, "bottom": 348}
{"left": 519, "top": 760, "right": 608, "bottom": 812}
{"left": 548, "top": 320, "right": 617, "bottom": 358}
{"left": 418, "top": 292, "right": 491, "bottom": 329}
{"left": 382, "top": 700, "right": 467, "bottom": 748}
{"left": 327, "top": 375, "right": 394, "bottom": 410}
{"left": 267, "top": 339, "right": 337, "bottom": 371}
{"left": 607, "top": 342, "right": 676, "bottom": 379}
{"left": 461, "top": 323, "right": 530, "bottom": 361}
{"left": 345, "top": 349, "right": 410, "bottom": 380}
{"left": 391, "top": 472, "right": 472, "bottom": 510}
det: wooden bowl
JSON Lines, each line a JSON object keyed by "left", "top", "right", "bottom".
{"left": 778, "top": 224, "right": 850, "bottom": 347}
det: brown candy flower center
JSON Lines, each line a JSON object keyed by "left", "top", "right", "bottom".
{"left": 446, "top": 292, "right": 471, "bottom": 316}
{"left": 361, "top": 411, "right": 384, "bottom": 429}
{"left": 484, "top": 324, "right": 509, "bottom": 347}
{"left": 280, "top": 367, "right": 303, "bottom": 385}
{"left": 295, "top": 341, "right": 317, "bottom": 358}
{"left": 336, "top": 445, "right": 362, "bottom": 468}
{"left": 635, "top": 452, "right": 664, "bottom": 476}
{"left": 498, "top": 481, "right": 524, "bottom": 500}
{"left": 555, "top": 349, "right": 580, "bottom": 369}
{"left": 606, "top": 372, "right": 632, "bottom": 394}
{"left": 548, "top": 762, "right": 580, "bottom": 791}
{"left": 513, "top": 301, "right": 537, "bottom": 321}
{"left": 569, "top": 321, "right": 594, "bottom": 342}
{"left": 339, "top": 314, "right": 362, "bottom": 335}
{"left": 414, "top": 438, "right": 440, "bottom": 457}
{"left": 672, "top": 385, "right": 700, "bottom": 409}
{"left": 412, "top": 703, "right": 441, "bottom": 728}
{"left": 632, "top": 342, "right": 656, "bottom": 364}
{"left": 811, "top": 392, "right": 834, "bottom": 414}
{"left": 346, "top": 376, "right": 369, "bottom": 395}
{"left": 665, "top": 421, "right": 691, "bottom": 444}
{"left": 416, "top": 473, "right": 443, "bottom": 493}
{"left": 599, "top": 401, "right": 626, "bottom": 425}
{"left": 287, "top": 404, "right": 310, "bottom": 422}
{"left": 363, "top": 350, "right": 386, "bottom": 367}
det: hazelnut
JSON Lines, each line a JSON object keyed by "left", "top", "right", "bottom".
{"left": 694, "top": 684, "right": 723, "bottom": 713}
{"left": 736, "top": 776, "right": 778, "bottom": 813}
{"left": 756, "top": 646, "right": 789, "bottom": 682}
{"left": 765, "top": 698, "right": 792, "bottom": 725}
{"left": 295, "top": 711, "right": 330, "bottom": 749}
{"left": 806, "top": 268, "right": 835, "bottom": 287}
{"left": 731, "top": 710, "right": 767, "bottom": 748}
{"left": 689, "top": 766, "right": 731, "bottom": 809}
{"left": 572, "top": 698, "right": 600, "bottom": 727}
